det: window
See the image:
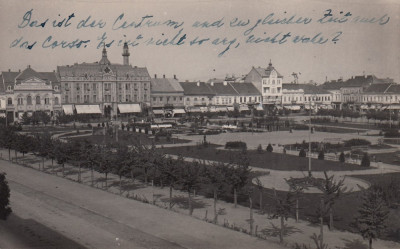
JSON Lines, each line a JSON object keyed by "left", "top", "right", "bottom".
{"left": 84, "top": 95, "right": 89, "bottom": 103}
{"left": 64, "top": 83, "right": 68, "bottom": 89}
{"left": 92, "top": 83, "right": 96, "bottom": 90}
{"left": 244, "top": 97, "right": 247, "bottom": 102}
{"left": 126, "top": 84, "right": 130, "bottom": 90}
{"left": 55, "top": 97, "right": 59, "bottom": 105}
{"left": 93, "top": 95, "right": 96, "bottom": 102}
{"left": 7, "top": 85, "right": 12, "bottom": 91}
{"left": 119, "top": 95, "right": 122, "bottom": 102}
{"left": 134, "top": 95, "right": 137, "bottom": 102}
{"left": 153, "top": 97, "right": 156, "bottom": 101}
{"left": 186, "top": 98, "right": 189, "bottom": 101}
{"left": 27, "top": 96, "right": 32, "bottom": 105}
{"left": 54, "top": 85, "right": 59, "bottom": 91}
{"left": 126, "top": 95, "right": 131, "bottom": 102}
{"left": 134, "top": 83, "right": 137, "bottom": 90}
{"left": 167, "top": 97, "right": 170, "bottom": 102}
{"left": 36, "top": 96, "right": 41, "bottom": 105}
{"left": 18, "top": 97, "right": 23, "bottom": 105}
{"left": 240, "top": 97, "right": 242, "bottom": 102}
{"left": 272, "top": 80, "right": 275, "bottom": 85}
{"left": 119, "top": 84, "right": 122, "bottom": 91}
{"left": 180, "top": 97, "right": 183, "bottom": 101}
{"left": 160, "top": 97, "right": 163, "bottom": 101}
{"left": 45, "top": 98, "right": 50, "bottom": 105}
{"left": 173, "top": 97, "right": 176, "bottom": 101}
{"left": 65, "top": 95, "right": 68, "bottom": 103}
{"left": 77, "top": 95, "right": 80, "bottom": 103}
{"left": 76, "top": 84, "right": 80, "bottom": 91}
{"left": 144, "top": 94, "right": 147, "bottom": 100}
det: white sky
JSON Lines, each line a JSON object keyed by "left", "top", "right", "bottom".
{"left": 0, "top": 0, "right": 399, "bottom": 83}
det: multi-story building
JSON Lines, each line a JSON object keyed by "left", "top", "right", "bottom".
{"left": 180, "top": 81, "right": 215, "bottom": 111}
{"left": 0, "top": 66, "right": 61, "bottom": 123}
{"left": 361, "top": 83, "right": 400, "bottom": 110}
{"left": 282, "top": 83, "right": 332, "bottom": 111}
{"left": 57, "top": 43, "right": 151, "bottom": 117}
{"left": 150, "top": 75, "right": 185, "bottom": 117}
{"left": 245, "top": 61, "right": 283, "bottom": 105}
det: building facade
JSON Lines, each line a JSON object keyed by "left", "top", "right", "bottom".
{"left": 57, "top": 43, "right": 151, "bottom": 117}
{"left": 151, "top": 75, "right": 184, "bottom": 109}
{"left": 0, "top": 66, "right": 61, "bottom": 123}
{"left": 245, "top": 61, "right": 283, "bottom": 105}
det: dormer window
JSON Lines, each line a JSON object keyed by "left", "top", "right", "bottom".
{"left": 104, "top": 67, "right": 111, "bottom": 73}
{"left": 7, "top": 85, "right": 12, "bottom": 91}
{"left": 54, "top": 85, "right": 59, "bottom": 91}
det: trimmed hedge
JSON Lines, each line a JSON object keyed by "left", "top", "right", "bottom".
{"left": 225, "top": 141, "right": 247, "bottom": 150}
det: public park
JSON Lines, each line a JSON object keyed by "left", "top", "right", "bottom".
{"left": 1, "top": 109, "right": 400, "bottom": 249}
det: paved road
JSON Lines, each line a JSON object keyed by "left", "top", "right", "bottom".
{"left": 0, "top": 159, "right": 285, "bottom": 249}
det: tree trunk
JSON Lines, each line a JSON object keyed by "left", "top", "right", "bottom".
{"left": 105, "top": 173, "right": 108, "bottom": 188}
{"left": 213, "top": 190, "right": 218, "bottom": 224}
{"left": 329, "top": 207, "right": 333, "bottom": 231}
{"left": 320, "top": 198, "right": 324, "bottom": 249}
{"left": 91, "top": 167, "right": 94, "bottom": 186}
{"left": 249, "top": 196, "right": 253, "bottom": 235}
{"left": 169, "top": 185, "right": 173, "bottom": 210}
{"left": 259, "top": 190, "right": 263, "bottom": 212}
{"left": 78, "top": 163, "right": 81, "bottom": 183}
{"left": 369, "top": 238, "right": 372, "bottom": 249}
{"left": 130, "top": 169, "right": 134, "bottom": 182}
{"left": 14, "top": 150, "right": 17, "bottom": 163}
{"left": 188, "top": 190, "right": 193, "bottom": 216}
{"left": 119, "top": 175, "right": 123, "bottom": 195}
{"left": 280, "top": 216, "right": 284, "bottom": 243}
{"left": 296, "top": 198, "right": 299, "bottom": 222}
{"left": 234, "top": 188, "right": 237, "bottom": 208}
{"left": 144, "top": 168, "right": 148, "bottom": 184}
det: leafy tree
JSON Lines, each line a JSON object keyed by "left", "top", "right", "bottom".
{"left": 0, "top": 127, "right": 16, "bottom": 160}
{"left": 97, "top": 145, "right": 114, "bottom": 189}
{"left": 113, "top": 145, "right": 131, "bottom": 194}
{"left": 361, "top": 153, "right": 370, "bottom": 167}
{"left": 254, "top": 177, "right": 264, "bottom": 212}
{"left": 286, "top": 178, "right": 305, "bottom": 222}
{"left": 228, "top": 151, "right": 251, "bottom": 208}
{"left": 161, "top": 156, "right": 182, "bottom": 209}
{"left": 53, "top": 140, "right": 69, "bottom": 177}
{"left": 356, "top": 188, "right": 389, "bottom": 249}
{"left": 269, "top": 190, "right": 296, "bottom": 243}
{"left": 204, "top": 162, "right": 229, "bottom": 223}
{"left": 21, "top": 112, "right": 31, "bottom": 125}
{"left": 34, "top": 132, "right": 53, "bottom": 170}
{"left": 14, "top": 134, "right": 33, "bottom": 162}
{"left": 0, "top": 173, "right": 12, "bottom": 220}
{"left": 318, "top": 151, "right": 325, "bottom": 160}
{"left": 317, "top": 172, "right": 346, "bottom": 231}
{"left": 339, "top": 152, "right": 345, "bottom": 163}
{"left": 266, "top": 143, "right": 273, "bottom": 152}
{"left": 178, "top": 161, "right": 203, "bottom": 215}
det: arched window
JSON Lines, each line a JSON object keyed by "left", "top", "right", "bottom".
{"left": 7, "top": 98, "right": 12, "bottom": 105}
{"left": 27, "top": 96, "right": 32, "bottom": 105}
{"left": 55, "top": 97, "right": 59, "bottom": 105}
{"left": 36, "top": 96, "right": 41, "bottom": 105}
{"left": 272, "top": 80, "right": 275, "bottom": 85}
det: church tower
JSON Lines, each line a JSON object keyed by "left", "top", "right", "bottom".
{"left": 122, "top": 42, "right": 130, "bottom": 66}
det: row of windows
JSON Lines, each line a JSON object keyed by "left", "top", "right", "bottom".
{"left": 8, "top": 96, "right": 59, "bottom": 105}
{"left": 64, "top": 83, "right": 147, "bottom": 91}
{"left": 152, "top": 97, "right": 183, "bottom": 102}
{"left": 6, "top": 85, "right": 60, "bottom": 91}
{"left": 263, "top": 87, "right": 282, "bottom": 94}
{"left": 262, "top": 79, "right": 281, "bottom": 85}
{"left": 363, "top": 95, "right": 399, "bottom": 102}
{"left": 64, "top": 94, "right": 146, "bottom": 103}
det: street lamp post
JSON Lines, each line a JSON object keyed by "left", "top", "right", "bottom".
{"left": 308, "top": 97, "right": 312, "bottom": 177}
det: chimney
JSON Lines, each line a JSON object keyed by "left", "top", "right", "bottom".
{"left": 154, "top": 74, "right": 157, "bottom": 78}
{"left": 163, "top": 74, "right": 165, "bottom": 78}
{"left": 28, "top": 65, "right": 31, "bottom": 68}
{"left": 173, "top": 75, "right": 176, "bottom": 79}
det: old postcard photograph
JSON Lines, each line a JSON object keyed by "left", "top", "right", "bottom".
{"left": 0, "top": 0, "right": 399, "bottom": 248}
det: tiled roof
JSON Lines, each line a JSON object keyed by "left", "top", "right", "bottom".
{"left": 322, "top": 75, "right": 392, "bottom": 90}
{"left": 0, "top": 75, "right": 4, "bottom": 92}
{"left": 151, "top": 78, "right": 184, "bottom": 93}
{"left": 254, "top": 62, "right": 283, "bottom": 78}
{"left": 1, "top": 72, "right": 19, "bottom": 83}
{"left": 179, "top": 81, "right": 215, "bottom": 96}
{"left": 364, "top": 83, "right": 392, "bottom": 93}
{"left": 15, "top": 67, "right": 43, "bottom": 82}
{"left": 387, "top": 84, "right": 400, "bottom": 94}
{"left": 57, "top": 64, "right": 150, "bottom": 78}
{"left": 230, "top": 83, "right": 261, "bottom": 95}
{"left": 1, "top": 67, "right": 58, "bottom": 91}
{"left": 283, "top": 83, "right": 330, "bottom": 94}
{"left": 207, "top": 82, "right": 238, "bottom": 95}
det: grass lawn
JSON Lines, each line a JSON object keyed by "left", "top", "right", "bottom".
{"left": 371, "top": 152, "right": 400, "bottom": 166}
{"left": 68, "top": 130, "right": 190, "bottom": 146}
{"left": 159, "top": 145, "right": 368, "bottom": 171}
{"left": 22, "top": 125, "right": 78, "bottom": 135}
{"left": 311, "top": 121, "right": 382, "bottom": 130}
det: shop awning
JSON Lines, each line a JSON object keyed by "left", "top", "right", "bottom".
{"left": 239, "top": 106, "right": 249, "bottom": 111}
{"left": 118, "top": 104, "right": 141, "bottom": 113}
{"left": 173, "top": 109, "right": 186, "bottom": 114}
{"left": 200, "top": 107, "right": 208, "bottom": 113}
{"left": 75, "top": 105, "right": 102, "bottom": 114}
{"left": 62, "top": 105, "right": 75, "bottom": 115}
{"left": 227, "top": 106, "right": 234, "bottom": 111}
{"left": 153, "top": 109, "right": 164, "bottom": 115}
{"left": 216, "top": 107, "right": 228, "bottom": 112}
{"left": 188, "top": 107, "right": 201, "bottom": 113}
{"left": 256, "top": 105, "right": 264, "bottom": 111}
{"left": 383, "top": 105, "right": 400, "bottom": 110}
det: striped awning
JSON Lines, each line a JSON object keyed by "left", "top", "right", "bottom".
{"left": 239, "top": 106, "right": 249, "bottom": 111}
{"left": 173, "top": 109, "right": 186, "bottom": 114}
{"left": 62, "top": 105, "right": 75, "bottom": 115}
{"left": 75, "top": 105, "right": 102, "bottom": 114}
{"left": 153, "top": 109, "right": 164, "bottom": 115}
{"left": 227, "top": 106, "right": 234, "bottom": 111}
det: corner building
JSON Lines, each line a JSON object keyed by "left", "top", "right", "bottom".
{"left": 57, "top": 43, "right": 151, "bottom": 117}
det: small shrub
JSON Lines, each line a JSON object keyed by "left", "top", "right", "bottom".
{"left": 257, "top": 144, "right": 263, "bottom": 153}
{"left": 98, "top": 123, "right": 101, "bottom": 127}
{"left": 87, "top": 123, "right": 92, "bottom": 128}
{"left": 266, "top": 143, "right": 273, "bottom": 152}
{"left": 318, "top": 151, "right": 324, "bottom": 160}
{"left": 361, "top": 153, "right": 370, "bottom": 167}
{"left": 225, "top": 141, "right": 247, "bottom": 150}
{"left": 344, "top": 138, "right": 371, "bottom": 147}
{"left": 299, "top": 148, "right": 306, "bottom": 157}
{"left": 339, "top": 152, "right": 345, "bottom": 163}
